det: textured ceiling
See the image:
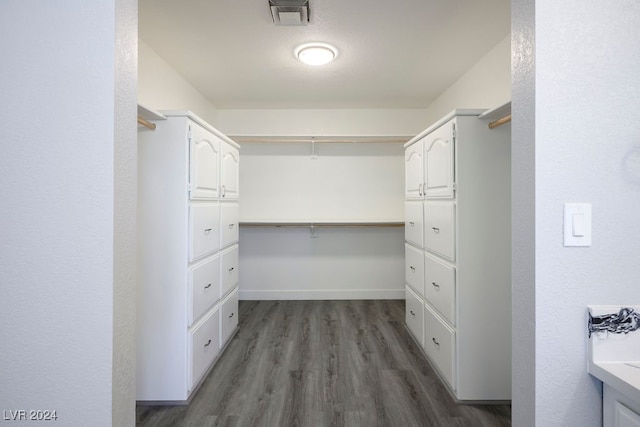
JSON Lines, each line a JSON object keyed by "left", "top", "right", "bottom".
{"left": 138, "top": 0, "right": 511, "bottom": 109}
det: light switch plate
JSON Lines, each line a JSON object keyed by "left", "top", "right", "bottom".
{"left": 564, "top": 203, "right": 592, "bottom": 247}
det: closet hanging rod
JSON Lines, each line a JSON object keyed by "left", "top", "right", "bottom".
{"left": 240, "top": 222, "right": 405, "bottom": 228}
{"left": 230, "top": 137, "right": 409, "bottom": 144}
{"left": 137, "top": 116, "right": 156, "bottom": 130}
{"left": 488, "top": 114, "right": 511, "bottom": 129}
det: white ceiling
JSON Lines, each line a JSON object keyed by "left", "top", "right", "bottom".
{"left": 138, "top": 0, "right": 511, "bottom": 110}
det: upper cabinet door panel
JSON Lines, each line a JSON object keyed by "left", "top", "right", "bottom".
{"left": 405, "top": 139, "right": 424, "bottom": 199}
{"left": 425, "top": 120, "right": 455, "bottom": 199}
{"left": 221, "top": 142, "right": 239, "bottom": 199}
{"left": 189, "top": 123, "right": 220, "bottom": 200}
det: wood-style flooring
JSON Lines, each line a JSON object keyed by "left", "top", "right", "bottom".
{"left": 136, "top": 300, "right": 511, "bottom": 427}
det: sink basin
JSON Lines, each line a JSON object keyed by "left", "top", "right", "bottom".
{"left": 588, "top": 305, "right": 640, "bottom": 404}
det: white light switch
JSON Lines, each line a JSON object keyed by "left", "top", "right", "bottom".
{"left": 564, "top": 203, "right": 592, "bottom": 246}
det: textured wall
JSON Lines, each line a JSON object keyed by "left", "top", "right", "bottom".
{"left": 512, "top": 0, "right": 640, "bottom": 425}
{"left": 0, "top": 2, "right": 136, "bottom": 425}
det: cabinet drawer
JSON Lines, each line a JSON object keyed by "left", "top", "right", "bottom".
{"left": 220, "top": 288, "right": 239, "bottom": 347}
{"left": 220, "top": 245, "right": 239, "bottom": 297}
{"left": 189, "top": 307, "right": 219, "bottom": 391}
{"left": 424, "top": 202, "right": 455, "bottom": 261}
{"left": 405, "top": 244, "right": 425, "bottom": 297}
{"left": 189, "top": 204, "right": 221, "bottom": 261}
{"left": 189, "top": 255, "right": 220, "bottom": 327}
{"left": 405, "top": 286, "right": 424, "bottom": 348}
{"left": 424, "top": 303, "right": 456, "bottom": 390}
{"left": 405, "top": 201, "right": 424, "bottom": 248}
{"left": 424, "top": 253, "right": 456, "bottom": 326}
{"left": 220, "top": 203, "right": 239, "bottom": 248}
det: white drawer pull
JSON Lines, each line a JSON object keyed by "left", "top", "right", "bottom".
{"left": 409, "top": 266, "right": 415, "bottom": 271}
{"left": 221, "top": 185, "right": 226, "bottom": 197}
{"left": 228, "top": 223, "right": 235, "bottom": 229}
{"left": 228, "top": 312, "right": 234, "bottom": 319}
{"left": 410, "top": 310, "right": 415, "bottom": 316}
{"left": 431, "top": 282, "right": 439, "bottom": 289}
{"left": 204, "top": 339, "right": 212, "bottom": 347}
{"left": 432, "top": 337, "right": 440, "bottom": 346}
{"left": 409, "top": 221, "right": 415, "bottom": 227}
{"left": 204, "top": 228, "right": 213, "bottom": 233}
{"left": 418, "top": 183, "right": 423, "bottom": 196}
{"left": 431, "top": 227, "right": 440, "bottom": 233}
{"left": 204, "top": 283, "right": 212, "bottom": 289}
{"left": 228, "top": 267, "right": 235, "bottom": 272}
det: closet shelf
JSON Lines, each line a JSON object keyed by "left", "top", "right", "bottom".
{"left": 240, "top": 221, "right": 404, "bottom": 228}
{"left": 228, "top": 135, "right": 412, "bottom": 144}
{"left": 137, "top": 104, "right": 166, "bottom": 130}
{"left": 478, "top": 101, "right": 511, "bottom": 129}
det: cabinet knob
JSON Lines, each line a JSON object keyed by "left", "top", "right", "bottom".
{"left": 204, "top": 339, "right": 212, "bottom": 347}
{"left": 431, "top": 227, "right": 440, "bottom": 233}
{"left": 432, "top": 282, "right": 439, "bottom": 289}
{"left": 409, "top": 266, "right": 415, "bottom": 272}
{"left": 410, "top": 310, "right": 415, "bottom": 316}
{"left": 221, "top": 185, "right": 226, "bottom": 197}
{"left": 229, "top": 223, "right": 235, "bottom": 229}
{"left": 228, "top": 312, "right": 234, "bottom": 318}
{"left": 432, "top": 338, "right": 440, "bottom": 346}
{"left": 409, "top": 221, "right": 415, "bottom": 227}
{"left": 204, "top": 228, "right": 213, "bottom": 233}
{"left": 204, "top": 283, "right": 212, "bottom": 289}
{"left": 228, "top": 267, "right": 235, "bottom": 272}
{"left": 418, "top": 183, "right": 423, "bottom": 196}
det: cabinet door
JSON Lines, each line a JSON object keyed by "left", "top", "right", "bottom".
{"left": 424, "top": 120, "right": 455, "bottom": 199}
{"left": 424, "top": 202, "right": 455, "bottom": 262}
{"left": 220, "top": 288, "right": 239, "bottom": 347}
{"left": 405, "top": 139, "right": 424, "bottom": 199}
{"left": 406, "top": 286, "right": 424, "bottom": 347}
{"left": 189, "top": 204, "right": 221, "bottom": 262}
{"left": 405, "top": 201, "right": 424, "bottom": 248}
{"left": 189, "top": 123, "right": 220, "bottom": 200}
{"left": 220, "top": 203, "right": 240, "bottom": 249}
{"left": 405, "top": 243, "right": 425, "bottom": 297}
{"left": 221, "top": 141, "right": 239, "bottom": 199}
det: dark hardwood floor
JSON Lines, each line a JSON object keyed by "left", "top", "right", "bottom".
{"left": 136, "top": 300, "right": 511, "bottom": 427}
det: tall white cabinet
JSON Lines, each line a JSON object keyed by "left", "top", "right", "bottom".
{"left": 137, "top": 111, "right": 240, "bottom": 403}
{"left": 404, "top": 109, "right": 511, "bottom": 402}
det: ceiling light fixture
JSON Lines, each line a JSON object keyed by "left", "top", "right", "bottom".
{"left": 295, "top": 43, "right": 338, "bottom": 66}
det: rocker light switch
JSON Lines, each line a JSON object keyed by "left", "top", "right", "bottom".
{"left": 564, "top": 203, "right": 592, "bottom": 247}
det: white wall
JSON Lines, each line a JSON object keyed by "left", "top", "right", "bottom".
{"left": 512, "top": 1, "right": 640, "bottom": 426}
{"left": 0, "top": 1, "right": 137, "bottom": 426}
{"left": 239, "top": 141, "right": 405, "bottom": 300}
{"left": 240, "top": 142, "right": 404, "bottom": 222}
{"left": 138, "top": 39, "right": 218, "bottom": 125}
{"left": 422, "top": 35, "right": 511, "bottom": 125}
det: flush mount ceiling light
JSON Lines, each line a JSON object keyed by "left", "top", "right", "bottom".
{"left": 295, "top": 43, "right": 338, "bottom": 66}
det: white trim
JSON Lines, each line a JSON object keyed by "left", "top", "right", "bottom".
{"left": 238, "top": 289, "right": 405, "bottom": 301}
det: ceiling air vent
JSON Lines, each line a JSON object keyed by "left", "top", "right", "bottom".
{"left": 269, "top": 0, "right": 310, "bottom": 26}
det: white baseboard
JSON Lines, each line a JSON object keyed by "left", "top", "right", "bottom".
{"left": 239, "top": 289, "right": 405, "bottom": 301}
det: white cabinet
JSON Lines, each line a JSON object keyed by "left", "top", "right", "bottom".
{"left": 403, "top": 109, "right": 511, "bottom": 402}
{"left": 137, "top": 111, "right": 241, "bottom": 403}
{"left": 424, "top": 121, "right": 455, "bottom": 199}
{"left": 189, "top": 125, "right": 220, "bottom": 200}
{"left": 405, "top": 138, "right": 424, "bottom": 199}
{"left": 604, "top": 384, "right": 640, "bottom": 427}
{"left": 221, "top": 141, "right": 240, "bottom": 199}
{"left": 406, "top": 286, "right": 424, "bottom": 347}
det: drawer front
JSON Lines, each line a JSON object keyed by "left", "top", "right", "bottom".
{"left": 220, "top": 288, "right": 239, "bottom": 347}
{"left": 189, "top": 204, "right": 221, "bottom": 262}
{"left": 424, "top": 202, "right": 455, "bottom": 261}
{"left": 220, "top": 203, "right": 239, "bottom": 249}
{"left": 424, "top": 253, "right": 456, "bottom": 326}
{"left": 405, "top": 286, "right": 424, "bottom": 348}
{"left": 405, "top": 201, "right": 424, "bottom": 248}
{"left": 220, "top": 245, "right": 239, "bottom": 297}
{"left": 189, "top": 255, "right": 221, "bottom": 326}
{"left": 424, "top": 304, "right": 456, "bottom": 390}
{"left": 405, "top": 244, "right": 425, "bottom": 297}
{"left": 189, "top": 307, "right": 219, "bottom": 391}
